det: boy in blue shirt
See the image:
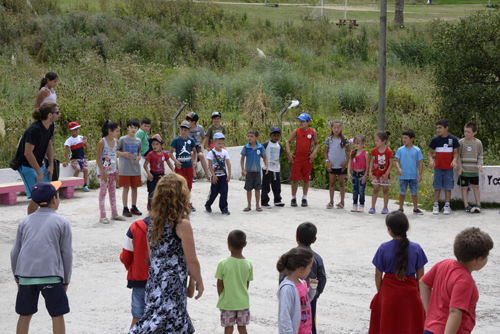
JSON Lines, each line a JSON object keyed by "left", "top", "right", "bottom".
{"left": 395, "top": 130, "right": 424, "bottom": 214}
{"left": 240, "top": 129, "right": 268, "bottom": 212}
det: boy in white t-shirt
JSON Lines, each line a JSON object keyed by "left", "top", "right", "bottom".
{"left": 261, "top": 127, "right": 285, "bottom": 208}
{"left": 63, "top": 121, "right": 90, "bottom": 191}
{"left": 205, "top": 133, "right": 231, "bottom": 215}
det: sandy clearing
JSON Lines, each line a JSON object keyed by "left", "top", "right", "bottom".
{"left": 1, "top": 179, "right": 499, "bottom": 333}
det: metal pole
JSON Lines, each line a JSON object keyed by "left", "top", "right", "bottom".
{"left": 321, "top": 0, "right": 323, "bottom": 16}
{"left": 378, "top": 0, "right": 387, "bottom": 132}
{"left": 344, "top": 0, "right": 347, "bottom": 20}
{"left": 172, "top": 102, "right": 188, "bottom": 137}
{"left": 278, "top": 102, "right": 293, "bottom": 129}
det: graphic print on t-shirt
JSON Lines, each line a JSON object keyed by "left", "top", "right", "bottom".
{"left": 124, "top": 142, "right": 139, "bottom": 157}
{"left": 377, "top": 155, "right": 387, "bottom": 171}
{"left": 102, "top": 157, "right": 115, "bottom": 172}
{"left": 178, "top": 142, "right": 191, "bottom": 161}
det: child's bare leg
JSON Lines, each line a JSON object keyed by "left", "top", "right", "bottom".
{"left": 130, "top": 317, "right": 140, "bottom": 329}
{"left": 372, "top": 185, "right": 380, "bottom": 207}
{"left": 461, "top": 187, "right": 469, "bottom": 207}
{"left": 246, "top": 191, "right": 252, "bottom": 208}
{"left": 237, "top": 325, "right": 248, "bottom": 334}
{"left": 83, "top": 168, "right": 89, "bottom": 185}
{"left": 192, "top": 152, "right": 198, "bottom": 174}
{"left": 198, "top": 153, "right": 210, "bottom": 178}
{"left": 52, "top": 315, "right": 66, "bottom": 334}
{"left": 255, "top": 190, "right": 261, "bottom": 209}
{"left": 338, "top": 175, "right": 346, "bottom": 203}
{"left": 411, "top": 194, "right": 418, "bottom": 210}
{"left": 224, "top": 326, "right": 234, "bottom": 334}
{"left": 302, "top": 180, "right": 310, "bottom": 196}
{"left": 16, "top": 315, "right": 33, "bottom": 334}
{"left": 73, "top": 167, "right": 81, "bottom": 178}
{"left": 131, "top": 187, "right": 138, "bottom": 206}
{"left": 122, "top": 186, "right": 130, "bottom": 207}
{"left": 444, "top": 190, "right": 451, "bottom": 203}
{"left": 291, "top": 180, "right": 299, "bottom": 197}
{"left": 27, "top": 200, "right": 38, "bottom": 215}
{"left": 382, "top": 186, "right": 389, "bottom": 209}
{"left": 399, "top": 194, "right": 406, "bottom": 210}
{"left": 472, "top": 184, "right": 481, "bottom": 206}
{"left": 329, "top": 174, "right": 336, "bottom": 203}
{"left": 433, "top": 190, "right": 440, "bottom": 203}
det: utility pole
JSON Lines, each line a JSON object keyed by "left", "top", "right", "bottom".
{"left": 378, "top": 0, "right": 387, "bottom": 132}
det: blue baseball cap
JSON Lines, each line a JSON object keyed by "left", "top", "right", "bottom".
{"left": 31, "top": 181, "right": 61, "bottom": 205}
{"left": 270, "top": 127, "right": 281, "bottom": 134}
{"left": 296, "top": 113, "right": 311, "bottom": 122}
{"left": 213, "top": 132, "right": 226, "bottom": 140}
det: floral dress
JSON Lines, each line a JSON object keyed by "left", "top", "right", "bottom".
{"left": 129, "top": 221, "right": 194, "bottom": 334}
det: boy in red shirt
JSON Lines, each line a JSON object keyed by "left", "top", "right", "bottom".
{"left": 120, "top": 192, "right": 154, "bottom": 329}
{"left": 286, "top": 113, "right": 319, "bottom": 207}
{"left": 419, "top": 227, "right": 493, "bottom": 334}
{"left": 143, "top": 134, "right": 174, "bottom": 195}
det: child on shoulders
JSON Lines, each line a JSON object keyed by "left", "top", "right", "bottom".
{"left": 261, "top": 127, "right": 285, "bottom": 208}
{"left": 348, "top": 135, "right": 369, "bottom": 212}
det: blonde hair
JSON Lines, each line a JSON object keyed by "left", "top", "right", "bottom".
{"left": 149, "top": 173, "right": 191, "bottom": 248}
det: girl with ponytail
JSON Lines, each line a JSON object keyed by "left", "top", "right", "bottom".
{"left": 368, "top": 211, "right": 427, "bottom": 334}
{"left": 34, "top": 72, "right": 58, "bottom": 109}
{"left": 277, "top": 247, "right": 317, "bottom": 334}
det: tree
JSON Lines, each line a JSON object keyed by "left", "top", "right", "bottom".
{"left": 432, "top": 10, "right": 500, "bottom": 145}
{"left": 395, "top": 0, "right": 404, "bottom": 27}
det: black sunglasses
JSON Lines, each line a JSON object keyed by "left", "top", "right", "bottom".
{"left": 50, "top": 111, "right": 60, "bottom": 114}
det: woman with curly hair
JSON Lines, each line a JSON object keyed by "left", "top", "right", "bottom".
{"left": 129, "top": 173, "right": 204, "bottom": 334}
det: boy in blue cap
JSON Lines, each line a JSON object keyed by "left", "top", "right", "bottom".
{"left": 11, "top": 181, "right": 73, "bottom": 334}
{"left": 261, "top": 127, "right": 285, "bottom": 208}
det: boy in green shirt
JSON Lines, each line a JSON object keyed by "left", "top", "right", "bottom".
{"left": 135, "top": 118, "right": 151, "bottom": 157}
{"left": 215, "top": 230, "right": 253, "bottom": 334}
{"left": 204, "top": 111, "right": 226, "bottom": 151}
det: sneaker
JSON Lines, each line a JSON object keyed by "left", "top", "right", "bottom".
{"left": 443, "top": 205, "right": 452, "bottom": 215}
{"left": 99, "top": 217, "right": 110, "bottom": 224}
{"left": 432, "top": 204, "right": 440, "bottom": 215}
{"left": 111, "top": 215, "right": 126, "bottom": 221}
{"left": 351, "top": 205, "right": 358, "bottom": 212}
{"left": 465, "top": 205, "right": 472, "bottom": 213}
{"left": 130, "top": 207, "right": 142, "bottom": 216}
{"left": 381, "top": 208, "right": 389, "bottom": 214}
{"left": 398, "top": 208, "right": 404, "bottom": 213}
{"left": 83, "top": 186, "right": 90, "bottom": 192}
{"left": 301, "top": 199, "right": 308, "bottom": 207}
{"left": 413, "top": 209, "right": 424, "bottom": 215}
{"left": 471, "top": 205, "right": 481, "bottom": 213}
{"left": 221, "top": 208, "right": 230, "bottom": 215}
{"left": 291, "top": 198, "right": 297, "bottom": 207}
{"left": 357, "top": 205, "right": 365, "bottom": 213}
{"left": 262, "top": 204, "right": 272, "bottom": 209}
{"left": 205, "top": 205, "right": 212, "bottom": 213}
{"left": 123, "top": 208, "right": 132, "bottom": 217}
{"left": 190, "top": 203, "right": 196, "bottom": 212}
{"left": 368, "top": 207, "right": 376, "bottom": 214}
{"left": 275, "top": 202, "right": 285, "bottom": 207}
{"left": 193, "top": 176, "right": 197, "bottom": 183}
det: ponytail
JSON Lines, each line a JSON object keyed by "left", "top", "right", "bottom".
{"left": 385, "top": 211, "right": 409, "bottom": 281}
{"left": 350, "top": 134, "right": 367, "bottom": 160}
{"left": 276, "top": 247, "right": 313, "bottom": 274}
{"left": 101, "top": 120, "right": 119, "bottom": 137}
{"left": 33, "top": 102, "right": 58, "bottom": 121}
{"left": 39, "top": 72, "right": 58, "bottom": 90}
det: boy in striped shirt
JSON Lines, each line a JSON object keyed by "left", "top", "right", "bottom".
{"left": 457, "top": 122, "right": 483, "bottom": 213}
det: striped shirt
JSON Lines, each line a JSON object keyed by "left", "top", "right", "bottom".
{"left": 457, "top": 138, "right": 483, "bottom": 176}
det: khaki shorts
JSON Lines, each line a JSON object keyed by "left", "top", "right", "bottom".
{"left": 220, "top": 309, "right": 250, "bottom": 327}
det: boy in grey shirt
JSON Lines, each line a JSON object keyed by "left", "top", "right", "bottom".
{"left": 186, "top": 112, "right": 210, "bottom": 182}
{"left": 11, "top": 181, "right": 73, "bottom": 334}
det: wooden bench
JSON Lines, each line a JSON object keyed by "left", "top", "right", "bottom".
{"left": 0, "top": 177, "right": 85, "bottom": 206}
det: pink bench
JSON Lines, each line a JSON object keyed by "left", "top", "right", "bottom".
{"left": 0, "top": 177, "right": 85, "bottom": 206}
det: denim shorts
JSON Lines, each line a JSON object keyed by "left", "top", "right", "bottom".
{"left": 131, "top": 287, "right": 146, "bottom": 319}
{"left": 433, "top": 168, "right": 454, "bottom": 190}
{"left": 18, "top": 165, "right": 50, "bottom": 199}
{"left": 399, "top": 179, "right": 418, "bottom": 195}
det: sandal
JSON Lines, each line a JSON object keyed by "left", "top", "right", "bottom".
{"left": 256, "top": 207, "right": 263, "bottom": 212}
{"left": 326, "top": 202, "right": 334, "bottom": 209}
{"left": 336, "top": 202, "right": 344, "bottom": 209}
{"left": 243, "top": 207, "right": 251, "bottom": 212}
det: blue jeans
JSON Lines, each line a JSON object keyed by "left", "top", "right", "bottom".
{"left": 399, "top": 179, "right": 419, "bottom": 195}
{"left": 433, "top": 168, "right": 454, "bottom": 190}
{"left": 352, "top": 171, "right": 366, "bottom": 205}
{"left": 131, "top": 287, "right": 146, "bottom": 319}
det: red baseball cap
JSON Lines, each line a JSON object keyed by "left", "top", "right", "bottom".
{"left": 68, "top": 121, "right": 81, "bottom": 130}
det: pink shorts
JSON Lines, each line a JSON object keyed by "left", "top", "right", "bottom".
{"left": 220, "top": 309, "right": 250, "bottom": 327}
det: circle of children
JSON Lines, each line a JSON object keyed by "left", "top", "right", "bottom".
{"left": 9, "top": 72, "right": 495, "bottom": 334}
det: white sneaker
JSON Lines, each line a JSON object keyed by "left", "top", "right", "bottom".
{"left": 432, "top": 204, "right": 440, "bottom": 215}
{"left": 357, "top": 206, "right": 364, "bottom": 213}
{"left": 351, "top": 205, "right": 358, "bottom": 212}
{"left": 443, "top": 205, "right": 452, "bottom": 215}
{"left": 274, "top": 202, "right": 285, "bottom": 207}
{"left": 262, "top": 205, "right": 272, "bottom": 209}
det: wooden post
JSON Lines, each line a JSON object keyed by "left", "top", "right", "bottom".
{"left": 378, "top": 0, "right": 387, "bottom": 132}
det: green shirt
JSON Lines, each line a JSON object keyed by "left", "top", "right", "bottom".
{"left": 215, "top": 257, "right": 253, "bottom": 311}
{"left": 135, "top": 129, "right": 149, "bottom": 156}
{"left": 206, "top": 125, "right": 226, "bottom": 145}
{"left": 19, "top": 277, "right": 62, "bottom": 285}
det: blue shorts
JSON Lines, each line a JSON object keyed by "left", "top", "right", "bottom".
{"left": 16, "top": 283, "right": 69, "bottom": 317}
{"left": 18, "top": 165, "right": 51, "bottom": 199}
{"left": 131, "top": 287, "right": 146, "bottom": 319}
{"left": 433, "top": 168, "right": 454, "bottom": 191}
{"left": 399, "top": 179, "right": 418, "bottom": 195}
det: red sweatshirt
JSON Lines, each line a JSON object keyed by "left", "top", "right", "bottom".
{"left": 120, "top": 217, "right": 150, "bottom": 288}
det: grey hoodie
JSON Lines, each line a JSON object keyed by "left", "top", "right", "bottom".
{"left": 277, "top": 278, "right": 317, "bottom": 334}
